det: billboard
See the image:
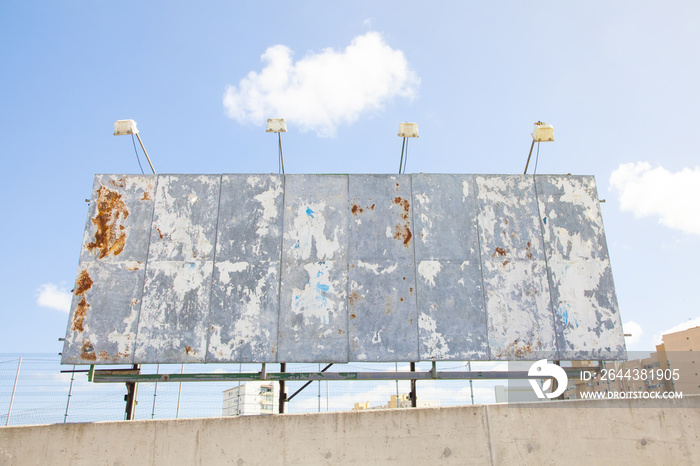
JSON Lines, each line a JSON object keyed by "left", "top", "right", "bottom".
{"left": 62, "top": 174, "right": 625, "bottom": 365}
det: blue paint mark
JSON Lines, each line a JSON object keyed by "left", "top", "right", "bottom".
{"left": 306, "top": 207, "right": 315, "bottom": 218}
{"left": 317, "top": 283, "right": 329, "bottom": 292}
{"left": 543, "top": 217, "right": 547, "bottom": 225}
{"left": 557, "top": 305, "right": 569, "bottom": 326}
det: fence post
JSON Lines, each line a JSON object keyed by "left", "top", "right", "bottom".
{"left": 64, "top": 365, "right": 76, "bottom": 423}
{"left": 6, "top": 357, "right": 22, "bottom": 426}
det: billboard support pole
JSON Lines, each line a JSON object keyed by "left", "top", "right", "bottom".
{"left": 410, "top": 362, "right": 417, "bottom": 408}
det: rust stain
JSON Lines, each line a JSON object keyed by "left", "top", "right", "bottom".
{"left": 185, "top": 346, "right": 195, "bottom": 355}
{"left": 72, "top": 297, "right": 90, "bottom": 332}
{"left": 350, "top": 313, "right": 357, "bottom": 320}
{"left": 393, "top": 224, "right": 413, "bottom": 247}
{"left": 503, "top": 260, "right": 510, "bottom": 267}
{"left": 409, "top": 318, "right": 413, "bottom": 325}
{"left": 526, "top": 241, "right": 533, "bottom": 259}
{"left": 130, "top": 298, "right": 139, "bottom": 306}
{"left": 74, "top": 270, "right": 93, "bottom": 296}
{"left": 156, "top": 227, "right": 164, "bottom": 240}
{"left": 497, "top": 339, "right": 539, "bottom": 359}
{"left": 98, "top": 350, "right": 109, "bottom": 360}
{"left": 392, "top": 197, "right": 412, "bottom": 247}
{"left": 109, "top": 178, "right": 126, "bottom": 188}
{"left": 393, "top": 197, "right": 410, "bottom": 218}
{"left": 351, "top": 204, "right": 364, "bottom": 215}
{"left": 338, "top": 329, "right": 344, "bottom": 335}
{"left": 400, "top": 297, "right": 404, "bottom": 302}
{"left": 72, "top": 269, "right": 94, "bottom": 333}
{"left": 80, "top": 341, "right": 96, "bottom": 361}
{"left": 409, "top": 287, "right": 413, "bottom": 294}
{"left": 141, "top": 191, "right": 152, "bottom": 201}
{"left": 349, "top": 291, "right": 361, "bottom": 307}
{"left": 86, "top": 185, "right": 130, "bottom": 259}
{"left": 493, "top": 247, "right": 507, "bottom": 257}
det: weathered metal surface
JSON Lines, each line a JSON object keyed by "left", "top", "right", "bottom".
{"left": 413, "top": 174, "right": 488, "bottom": 360}
{"left": 134, "top": 175, "right": 220, "bottom": 363}
{"left": 475, "top": 175, "right": 558, "bottom": 360}
{"left": 348, "top": 175, "right": 418, "bottom": 361}
{"left": 207, "top": 175, "right": 283, "bottom": 362}
{"left": 63, "top": 175, "right": 156, "bottom": 364}
{"left": 62, "top": 173, "right": 626, "bottom": 365}
{"left": 278, "top": 175, "right": 349, "bottom": 362}
{"left": 536, "top": 175, "right": 626, "bottom": 360}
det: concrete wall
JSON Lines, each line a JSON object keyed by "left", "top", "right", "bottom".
{"left": 1, "top": 396, "right": 698, "bottom": 465}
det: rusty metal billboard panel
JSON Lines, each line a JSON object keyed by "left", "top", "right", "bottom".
{"left": 207, "top": 175, "right": 283, "bottom": 363}
{"left": 348, "top": 175, "right": 418, "bottom": 361}
{"left": 475, "top": 175, "right": 558, "bottom": 360}
{"left": 535, "top": 175, "right": 626, "bottom": 360}
{"left": 412, "top": 174, "right": 488, "bottom": 360}
{"left": 62, "top": 173, "right": 626, "bottom": 365}
{"left": 277, "top": 175, "right": 349, "bottom": 362}
{"left": 133, "top": 175, "right": 221, "bottom": 363}
{"left": 62, "top": 175, "right": 155, "bottom": 364}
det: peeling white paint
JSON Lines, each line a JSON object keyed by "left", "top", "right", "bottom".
{"left": 253, "top": 182, "right": 283, "bottom": 236}
{"left": 290, "top": 261, "right": 343, "bottom": 321}
{"left": 357, "top": 260, "right": 398, "bottom": 275}
{"left": 419, "top": 314, "right": 450, "bottom": 359}
{"left": 415, "top": 193, "right": 429, "bottom": 205}
{"left": 483, "top": 259, "right": 556, "bottom": 359}
{"left": 287, "top": 201, "right": 342, "bottom": 261}
{"left": 418, "top": 261, "right": 441, "bottom": 286}
{"left": 461, "top": 180, "right": 471, "bottom": 200}
{"left": 216, "top": 261, "right": 249, "bottom": 284}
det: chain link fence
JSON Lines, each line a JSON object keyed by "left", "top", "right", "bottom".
{"left": 1, "top": 354, "right": 500, "bottom": 426}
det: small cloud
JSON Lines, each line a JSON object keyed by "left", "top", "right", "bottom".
{"left": 223, "top": 32, "right": 420, "bottom": 137}
{"left": 653, "top": 317, "right": 700, "bottom": 346}
{"left": 609, "top": 162, "right": 700, "bottom": 235}
{"left": 36, "top": 283, "right": 72, "bottom": 313}
{"left": 363, "top": 18, "right": 375, "bottom": 27}
{"left": 622, "top": 321, "right": 643, "bottom": 345}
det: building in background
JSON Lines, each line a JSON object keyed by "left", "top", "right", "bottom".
{"left": 564, "top": 326, "right": 699, "bottom": 399}
{"left": 353, "top": 393, "right": 440, "bottom": 410}
{"left": 222, "top": 382, "right": 281, "bottom": 416}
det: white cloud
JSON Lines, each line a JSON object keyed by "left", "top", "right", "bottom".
{"left": 36, "top": 283, "right": 72, "bottom": 313}
{"left": 223, "top": 32, "right": 420, "bottom": 137}
{"left": 609, "top": 162, "right": 700, "bottom": 235}
{"left": 622, "top": 321, "right": 643, "bottom": 345}
{"left": 653, "top": 317, "right": 700, "bottom": 346}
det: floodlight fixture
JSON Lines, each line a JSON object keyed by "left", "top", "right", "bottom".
{"left": 524, "top": 121, "right": 554, "bottom": 175}
{"left": 113, "top": 119, "right": 156, "bottom": 174}
{"left": 267, "top": 118, "right": 287, "bottom": 174}
{"left": 398, "top": 122, "right": 418, "bottom": 174}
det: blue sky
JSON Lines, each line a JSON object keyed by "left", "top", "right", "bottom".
{"left": 1, "top": 1, "right": 699, "bottom": 356}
